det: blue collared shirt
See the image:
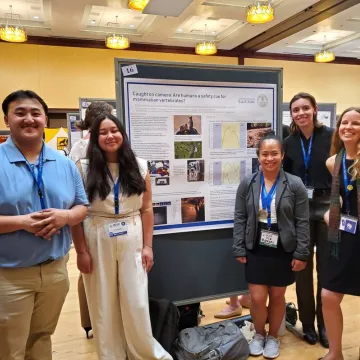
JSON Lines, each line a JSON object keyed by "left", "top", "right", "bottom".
{"left": 0, "top": 137, "right": 88, "bottom": 268}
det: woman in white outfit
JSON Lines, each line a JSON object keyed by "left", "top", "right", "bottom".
{"left": 71, "top": 113, "right": 172, "bottom": 360}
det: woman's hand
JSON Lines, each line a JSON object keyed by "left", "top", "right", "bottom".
{"left": 142, "top": 246, "right": 154, "bottom": 273}
{"left": 292, "top": 259, "right": 306, "bottom": 272}
{"left": 236, "top": 257, "right": 247, "bottom": 264}
{"left": 77, "top": 251, "right": 92, "bottom": 274}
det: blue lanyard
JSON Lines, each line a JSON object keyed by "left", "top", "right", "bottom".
{"left": 300, "top": 135, "right": 313, "bottom": 186}
{"left": 24, "top": 145, "right": 46, "bottom": 210}
{"left": 106, "top": 167, "right": 120, "bottom": 215}
{"left": 342, "top": 151, "right": 354, "bottom": 215}
{"left": 261, "top": 173, "right": 279, "bottom": 228}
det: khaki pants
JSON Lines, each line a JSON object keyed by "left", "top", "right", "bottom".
{"left": 0, "top": 256, "right": 70, "bottom": 360}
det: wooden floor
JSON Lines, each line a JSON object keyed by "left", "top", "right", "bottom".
{"left": 52, "top": 248, "right": 360, "bottom": 359}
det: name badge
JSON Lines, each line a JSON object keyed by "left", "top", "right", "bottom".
{"left": 306, "top": 187, "right": 314, "bottom": 199}
{"left": 339, "top": 215, "right": 358, "bottom": 235}
{"left": 108, "top": 221, "right": 128, "bottom": 237}
{"left": 260, "top": 230, "right": 279, "bottom": 248}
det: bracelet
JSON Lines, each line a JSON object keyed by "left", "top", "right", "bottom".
{"left": 145, "top": 245, "right": 153, "bottom": 249}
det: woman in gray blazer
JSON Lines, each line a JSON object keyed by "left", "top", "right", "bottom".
{"left": 233, "top": 131, "right": 310, "bottom": 359}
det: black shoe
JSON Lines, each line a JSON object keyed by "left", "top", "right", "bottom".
{"left": 318, "top": 325, "right": 329, "bottom": 349}
{"left": 83, "top": 326, "right": 93, "bottom": 339}
{"left": 302, "top": 324, "right": 318, "bottom": 345}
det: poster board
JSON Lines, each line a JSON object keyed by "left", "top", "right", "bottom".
{"left": 115, "top": 59, "right": 283, "bottom": 304}
{"left": 282, "top": 103, "right": 337, "bottom": 128}
{"left": 67, "top": 112, "right": 81, "bottom": 150}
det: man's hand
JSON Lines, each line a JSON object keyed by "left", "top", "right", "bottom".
{"left": 31, "top": 209, "right": 69, "bottom": 240}
{"left": 21, "top": 214, "right": 45, "bottom": 234}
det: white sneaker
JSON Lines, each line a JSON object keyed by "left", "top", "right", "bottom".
{"left": 263, "top": 335, "right": 280, "bottom": 359}
{"left": 249, "top": 333, "right": 265, "bottom": 356}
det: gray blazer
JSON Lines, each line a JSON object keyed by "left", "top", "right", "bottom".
{"left": 233, "top": 169, "right": 310, "bottom": 261}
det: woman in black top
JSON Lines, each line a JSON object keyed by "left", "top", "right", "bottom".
{"left": 321, "top": 108, "right": 360, "bottom": 360}
{"left": 283, "top": 92, "right": 333, "bottom": 348}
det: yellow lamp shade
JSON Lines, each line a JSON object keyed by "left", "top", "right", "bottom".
{"left": 195, "top": 41, "right": 217, "bottom": 56}
{"left": 246, "top": 2, "right": 274, "bottom": 24}
{"left": 128, "top": 0, "right": 149, "bottom": 11}
{"left": 314, "top": 49, "right": 335, "bottom": 63}
{"left": 0, "top": 24, "right": 27, "bottom": 43}
{"left": 105, "top": 34, "right": 130, "bottom": 50}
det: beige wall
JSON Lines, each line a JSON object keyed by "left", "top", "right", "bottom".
{"left": 0, "top": 42, "right": 238, "bottom": 129}
{"left": 245, "top": 58, "right": 360, "bottom": 113}
{"left": 1, "top": 41, "right": 360, "bottom": 130}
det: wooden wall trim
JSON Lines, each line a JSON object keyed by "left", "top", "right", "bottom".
{"left": 25, "top": 36, "right": 237, "bottom": 58}
{"left": 244, "top": 52, "right": 360, "bottom": 65}
{"left": 4, "top": 35, "right": 360, "bottom": 66}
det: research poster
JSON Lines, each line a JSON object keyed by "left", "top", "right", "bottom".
{"left": 123, "top": 78, "right": 277, "bottom": 234}
{"left": 67, "top": 113, "right": 81, "bottom": 149}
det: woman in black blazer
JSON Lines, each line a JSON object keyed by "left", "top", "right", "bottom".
{"left": 233, "top": 132, "right": 310, "bottom": 359}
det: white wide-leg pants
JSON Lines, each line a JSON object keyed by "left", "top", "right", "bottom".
{"left": 83, "top": 214, "right": 172, "bottom": 360}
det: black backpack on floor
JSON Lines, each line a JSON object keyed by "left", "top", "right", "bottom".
{"left": 177, "top": 303, "right": 201, "bottom": 332}
{"left": 149, "top": 297, "right": 180, "bottom": 355}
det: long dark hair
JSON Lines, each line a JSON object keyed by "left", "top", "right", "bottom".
{"left": 289, "top": 92, "right": 323, "bottom": 134}
{"left": 85, "top": 113, "right": 146, "bottom": 202}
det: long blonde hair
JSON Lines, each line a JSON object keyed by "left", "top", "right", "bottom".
{"left": 330, "top": 107, "right": 360, "bottom": 180}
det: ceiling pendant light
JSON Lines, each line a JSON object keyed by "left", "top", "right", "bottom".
{"left": 105, "top": 16, "right": 130, "bottom": 50}
{"left": 314, "top": 35, "right": 335, "bottom": 63}
{"left": 314, "top": 49, "right": 335, "bottom": 63}
{"left": 246, "top": 1, "right": 274, "bottom": 24}
{"left": 128, "top": 0, "right": 149, "bottom": 12}
{"left": 0, "top": 5, "right": 27, "bottom": 43}
{"left": 195, "top": 24, "right": 217, "bottom": 56}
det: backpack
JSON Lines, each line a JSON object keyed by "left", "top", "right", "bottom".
{"left": 174, "top": 320, "right": 249, "bottom": 360}
{"left": 149, "top": 297, "right": 179, "bottom": 356}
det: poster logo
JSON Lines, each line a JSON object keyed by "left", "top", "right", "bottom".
{"left": 257, "top": 94, "right": 268, "bottom": 107}
{"left": 57, "top": 137, "right": 68, "bottom": 150}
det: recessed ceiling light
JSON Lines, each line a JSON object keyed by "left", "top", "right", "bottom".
{"left": 33, "top": 16, "right": 39, "bottom": 19}
{"left": 130, "top": 24, "right": 135, "bottom": 28}
{"left": 177, "top": 28, "right": 183, "bottom": 32}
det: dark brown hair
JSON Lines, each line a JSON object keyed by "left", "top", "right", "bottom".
{"left": 76, "top": 101, "right": 113, "bottom": 131}
{"left": 85, "top": 113, "right": 146, "bottom": 202}
{"left": 289, "top": 92, "right": 323, "bottom": 134}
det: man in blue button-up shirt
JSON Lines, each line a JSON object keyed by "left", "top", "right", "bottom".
{"left": 0, "top": 90, "right": 88, "bottom": 360}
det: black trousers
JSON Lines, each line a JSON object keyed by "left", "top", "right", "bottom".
{"left": 295, "top": 194, "right": 329, "bottom": 327}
